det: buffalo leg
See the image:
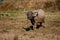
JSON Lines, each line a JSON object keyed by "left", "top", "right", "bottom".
{"left": 30, "top": 19, "right": 35, "bottom": 25}
{"left": 30, "top": 17, "right": 35, "bottom": 25}
{"left": 29, "top": 17, "right": 35, "bottom": 30}
{"left": 30, "top": 19, "right": 34, "bottom": 30}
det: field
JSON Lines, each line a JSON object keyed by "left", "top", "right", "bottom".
{"left": 0, "top": 10, "right": 60, "bottom": 40}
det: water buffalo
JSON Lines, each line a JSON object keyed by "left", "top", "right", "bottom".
{"left": 24, "top": 9, "right": 45, "bottom": 31}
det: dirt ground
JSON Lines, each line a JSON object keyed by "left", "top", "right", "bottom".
{"left": 0, "top": 11, "right": 60, "bottom": 40}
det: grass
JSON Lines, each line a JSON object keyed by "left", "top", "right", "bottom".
{"left": 0, "top": 10, "right": 60, "bottom": 40}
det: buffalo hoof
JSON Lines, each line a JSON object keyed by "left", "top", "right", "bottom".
{"left": 36, "top": 25, "right": 41, "bottom": 29}
{"left": 30, "top": 26, "right": 34, "bottom": 30}
{"left": 23, "top": 27, "right": 30, "bottom": 31}
{"left": 23, "top": 26, "right": 34, "bottom": 31}
{"left": 36, "top": 22, "right": 42, "bottom": 29}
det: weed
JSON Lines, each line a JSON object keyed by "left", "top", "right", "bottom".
{"left": 14, "top": 35, "right": 18, "bottom": 40}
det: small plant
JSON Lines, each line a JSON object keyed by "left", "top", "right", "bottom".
{"left": 14, "top": 35, "right": 18, "bottom": 40}
{"left": 44, "top": 2, "right": 53, "bottom": 8}
{"left": 56, "top": 0, "right": 60, "bottom": 10}
{"left": 2, "top": 26, "right": 11, "bottom": 33}
{"left": 2, "top": 28, "right": 9, "bottom": 33}
{"left": 0, "top": 14, "right": 4, "bottom": 16}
